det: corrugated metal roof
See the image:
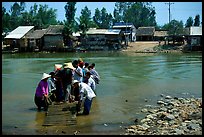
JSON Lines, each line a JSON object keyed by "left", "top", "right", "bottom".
{"left": 113, "top": 22, "right": 136, "bottom": 29}
{"left": 113, "top": 25, "right": 134, "bottom": 28}
{"left": 114, "top": 22, "right": 133, "bottom": 26}
{"left": 5, "top": 26, "right": 34, "bottom": 39}
{"left": 86, "top": 29, "right": 121, "bottom": 35}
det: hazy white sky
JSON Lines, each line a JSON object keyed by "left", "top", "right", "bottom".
{"left": 2, "top": 2, "right": 202, "bottom": 26}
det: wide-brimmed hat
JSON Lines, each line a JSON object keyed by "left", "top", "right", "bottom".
{"left": 54, "top": 64, "right": 62, "bottom": 71}
{"left": 78, "top": 58, "right": 83, "bottom": 62}
{"left": 41, "top": 73, "right": 51, "bottom": 80}
{"left": 72, "top": 80, "right": 79, "bottom": 85}
{"left": 63, "top": 62, "right": 75, "bottom": 70}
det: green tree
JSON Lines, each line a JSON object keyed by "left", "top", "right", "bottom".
{"left": 36, "top": 4, "right": 57, "bottom": 29}
{"left": 3, "top": 2, "right": 59, "bottom": 33}
{"left": 113, "top": 2, "right": 157, "bottom": 28}
{"left": 9, "top": 2, "right": 25, "bottom": 30}
{"left": 162, "top": 19, "right": 184, "bottom": 45}
{"left": 101, "top": 7, "right": 113, "bottom": 29}
{"left": 29, "top": 3, "right": 39, "bottom": 28}
{"left": 163, "top": 19, "right": 184, "bottom": 35}
{"left": 113, "top": 2, "right": 127, "bottom": 24}
{"left": 93, "top": 8, "right": 101, "bottom": 28}
{"left": 155, "top": 24, "right": 163, "bottom": 30}
{"left": 78, "top": 6, "right": 92, "bottom": 35}
{"left": 93, "top": 7, "right": 113, "bottom": 29}
{"left": 20, "top": 11, "right": 33, "bottom": 26}
{"left": 113, "top": 8, "right": 122, "bottom": 23}
{"left": 169, "top": 20, "right": 184, "bottom": 35}
{"left": 64, "top": 2, "right": 76, "bottom": 34}
{"left": 89, "top": 21, "right": 98, "bottom": 28}
{"left": 194, "top": 14, "right": 200, "bottom": 26}
{"left": 2, "top": 7, "right": 11, "bottom": 33}
{"left": 185, "top": 17, "right": 193, "bottom": 27}
{"left": 64, "top": 2, "right": 77, "bottom": 47}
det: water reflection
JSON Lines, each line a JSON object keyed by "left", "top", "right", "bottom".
{"left": 35, "top": 111, "right": 46, "bottom": 126}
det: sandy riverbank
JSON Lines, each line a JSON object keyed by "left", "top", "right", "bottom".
{"left": 121, "top": 41, "right": 184, "bottom": 53}
{"left": 124, "top": 41, "right": 160, "bottom": 52}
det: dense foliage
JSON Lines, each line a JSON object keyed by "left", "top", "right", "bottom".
{"left": 185, "top": 14, "right": 201, "bottom": 28}
{"left": 113, "top": 2, "right": 157, "bottom": 28}
{"left": 2, "top": 2, "right": 58, "bottom": 33}
{"left": 63, "top": 2, "right": 77, "bottom": 46}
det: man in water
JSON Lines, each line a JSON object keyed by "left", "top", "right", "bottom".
{"left": 72, "top": 80, "right": 96, "bottom": 115}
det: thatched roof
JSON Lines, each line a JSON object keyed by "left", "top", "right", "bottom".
{"left": 26, "top": 29, "right": 47, "bottom": 39}
{"left": 154, "top": 30, "right": 168, "bottom": 37}
{"left": 45, "top": 25, "right": 64, "bottom": 35}
{"left": 136, "top": 27, "right": 155, "bottom": 36}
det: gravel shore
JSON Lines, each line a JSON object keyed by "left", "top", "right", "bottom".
{"left": 124, "top": 94, "right": 202, "bottom": 135}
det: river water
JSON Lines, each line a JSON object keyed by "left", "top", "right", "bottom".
{"left": 2, "top": 51, "right": 202, "bottom": 135}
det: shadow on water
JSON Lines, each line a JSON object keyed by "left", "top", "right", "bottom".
{"left": 28, "top": 107, "right": 39, "bottom": 111}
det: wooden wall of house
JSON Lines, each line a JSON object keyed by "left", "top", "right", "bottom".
{"left": 4, "top": 39, "right": 21, "bottom": 49}
{"left": 83, "top": 34, "right": 122, "bottom": 46}
{"left": 187, "top": 36, "right": 202, "bottom": 46}
{"left": 44, "top": 35, "right": 64, "bottom": 49}
{"left": 85, "top": 35, "right": 106, "bottom": 46}
{"left": 136, "top": 36, "right": 154, "bottom": 41}
{"left": 19, "top": 38, "right": 28, "bottom": 48}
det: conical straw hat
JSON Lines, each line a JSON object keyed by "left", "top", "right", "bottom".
{"left": 63, "top": 62, "right": 75, "bottom": 70}
{"left": 41, "top": 73, "right": 51, "bottom": 80}
{"left": 54, "top": 64, "right": 62, "bottom": 71}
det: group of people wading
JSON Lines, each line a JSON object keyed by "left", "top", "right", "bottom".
{"left": 34, "top": 58, "right": 100, "bottom": 115}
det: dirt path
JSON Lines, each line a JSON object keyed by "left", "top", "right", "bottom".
{"left": 122, "top": 41, "right": 160, "bottom": 52}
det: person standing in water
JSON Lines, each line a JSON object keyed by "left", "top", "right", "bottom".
{"left": 34, "top": 73, "right": 51, "bottom": 111}
{"left": 72, "top": 80, "right": 96, "bottom": 115}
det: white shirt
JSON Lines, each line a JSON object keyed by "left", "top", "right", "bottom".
{"left": 48, "top": 77, "right": 56, "bottom": 94}
{"left": 88, "top": 76, "right": 96, "bottom": 91}
{"left": 73, "top": 66, "right": 83, "bottom": 82}
{"left": 79, "top": 82, "right": 96, "bottom": 101}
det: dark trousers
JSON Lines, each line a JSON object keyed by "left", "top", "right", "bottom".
{"left": 83, "top": 98, "right": 93, "bottom": 115}
{"left": 34, "top": 95, "right": 48, "bottom": 111}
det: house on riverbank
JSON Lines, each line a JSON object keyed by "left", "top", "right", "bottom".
{"left": 43, "top": 25, "right": 64, "bottom": 51}
{"left": 154, "top": 29, "right": 168, "bottom": 41}
{"left": 184, "top": 26, "right": 202, "bottom": 51}
{"left": 112, "top": 22, "right": 136, "bottom": 42}
{"left": 81, "top": 28, "right": 124, "bottom": 50}
{"left": 136, "top": 27, "right": 155, "bottom": 41}
{"left": 26, "top": 29, "right": 47, "bottom": 51}
{"left": 4, "top": 26, "right": 34, "bottom": 52}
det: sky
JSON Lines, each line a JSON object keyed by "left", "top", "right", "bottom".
{"left": 2, "top": 2, "right": 202, "bottom": 26}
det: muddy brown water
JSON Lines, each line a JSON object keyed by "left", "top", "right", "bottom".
{"left": 2, "top": 51, "right": 202, "bottom": 135}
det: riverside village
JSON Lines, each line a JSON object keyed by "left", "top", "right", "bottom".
{"left": 2, "top": 23, "right": 202, "bottom": 53}
{"left": 2, "top": 2, "right": 202, "bottom": 135}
